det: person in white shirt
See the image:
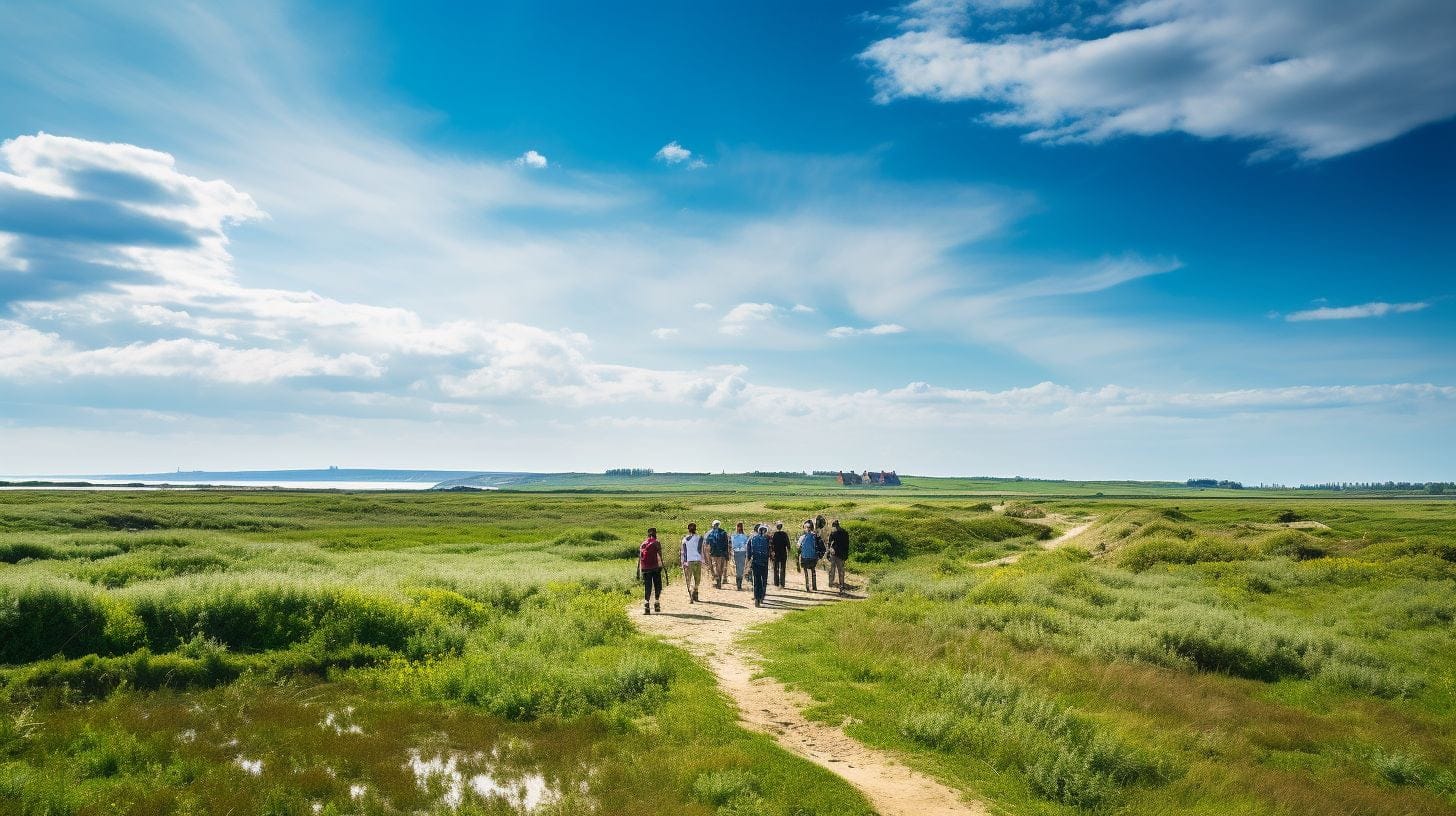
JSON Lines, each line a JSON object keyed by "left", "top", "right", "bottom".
{"left": 730, "top": 522, "right": 750, "bottom": 591}
{"left": 680, "top": 522, "right": 705, "bottom": 603}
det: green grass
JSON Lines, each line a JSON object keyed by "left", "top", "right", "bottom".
{"left": 0, "top": 490, "right": 876, "bottom": 815}
{"left": 0, "top": 489, "right": 1452, "bottom": 815}
{"left": 747, "top": 498, "right": 1456, "bottom": 815}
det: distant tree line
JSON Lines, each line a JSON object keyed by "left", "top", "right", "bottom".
{"left": 605, "top": 468, "right": 654, "bottom": 477}
{"left": 748, "top": 471, "right": 809, "bottom": 477}
{"left": 1186, "top": 478, "right": 1244, "bottom": 489}
{"left": 1299, "top": 481, "right": 1452, "bottom": 494}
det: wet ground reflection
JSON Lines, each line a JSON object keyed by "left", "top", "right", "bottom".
{"left": 48, "top": 681, "right": 601, "bottom": 814}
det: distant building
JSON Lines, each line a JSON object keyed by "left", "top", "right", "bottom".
{"left": 836, "top": 470, "right": 899, "bottom": 486}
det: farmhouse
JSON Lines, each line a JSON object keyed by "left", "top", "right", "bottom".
{"left": 835, "top": 470, "right": 901, "bottom": 486}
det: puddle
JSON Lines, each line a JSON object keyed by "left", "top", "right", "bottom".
{"left": 33, "top": 682, "right": 604, "bottom": 813}
{"left": 406, "top": 750, "right": 566, "bottom": 811}
{"left": 322, "top": 709, "right": 366, "bottom": 735}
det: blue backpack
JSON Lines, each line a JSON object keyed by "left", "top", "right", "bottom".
{"left": 707, "top": 527, "right": 730, "bottom": 556}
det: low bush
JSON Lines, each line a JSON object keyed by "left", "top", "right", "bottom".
{"left": 1001, "top": 503, "right": 1046, "bottom": 519}
{"left": 1262, "top": 530, "right": 1328, "bottom": 560}
{"left": 900, "top": 669, "right": 1173, "bottom": 809}
{"left": 1118, "top": 536, "right": 1258, "bottom": 572}
{"left": 1147, "top": 609, "right": 1331, "bottom": 681}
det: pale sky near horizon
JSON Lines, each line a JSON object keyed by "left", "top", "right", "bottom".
{"left": 0, "top": 1, "right": 1452, "bottom": 483}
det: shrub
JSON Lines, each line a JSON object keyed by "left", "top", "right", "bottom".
{"left": 1148, "top": 609, "right": 1331, "bottom": 681}
{"left": 0, "top": 584, "right": 119, "bottom": 663}
{"left": 1318, "top": 659, "right": 1423, "bottom": 699}
{"left": 1262, "top": 530, "right": 1327, "bottom": 560}
{"left": 850, "top": 525, "right": 910, "bottom": 563}
{"left": 1118, "top": 536, "right": 1256, "bottom": 572}
{"left": 899, "top": 708, "right": 961, "bottom": 750}
{"left": 692, "top": 768, "right": 759, "bottom": 806}
{"left": 1002, "top": 503, "right": 1046, "bottom": 519}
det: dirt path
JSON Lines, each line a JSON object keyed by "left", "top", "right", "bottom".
{"left": 635, "top": 571, "right": 986, "bottom": 816}
{"left": 977, "top": 518, "right": 1095, "bottom": 567}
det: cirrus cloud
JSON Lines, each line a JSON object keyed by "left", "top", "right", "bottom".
{"left": 827, "top": 323, "right": 907, "bottom": 338}
{"left": 1286, "top": 301, "right": 1430, "bottom": 322}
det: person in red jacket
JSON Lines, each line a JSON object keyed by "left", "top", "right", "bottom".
{"left": 639, "top": 527, "right": 664, "bottom": 614}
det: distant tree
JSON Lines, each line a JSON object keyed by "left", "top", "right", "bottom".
{"left": 605, "top": 468, "right": 654, "bottom": 477}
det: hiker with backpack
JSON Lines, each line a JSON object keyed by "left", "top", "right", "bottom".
{"left": 730, "top": 522, "right": 750, "bottom": 590}
{"left": 770, "top": 521, "right": 790, "bottom": 587}
{"left": 681, "top": 522, "right": 705, "bottom": 603}
{"left": 797, "top": 520, "right": 821, "bottom": 591}
{"left": 827, "top": 518, "right": 849, "bottom": 594}
{"left": 639, "top": 527, "right": 664, "bottom": 614}
{"left": 706, "top": 520, "right": 730, "bottom": 589}
{"left": 749, "top": 524, "right": 772, "bottom": 606}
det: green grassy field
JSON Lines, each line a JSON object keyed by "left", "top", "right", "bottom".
{"left": 1, "top": 488, "right": 1452, "bottom": 815}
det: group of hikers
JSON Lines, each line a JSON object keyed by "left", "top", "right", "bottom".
{"left": 636, "top": 516, "right": 850, "bottom": 613}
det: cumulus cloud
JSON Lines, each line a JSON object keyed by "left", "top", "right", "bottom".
{"left": 512, "top": 150, "right": 548, "bottom": 169}
{"left": 791, "top": 303, "right": 815, "bottom": 313}
{"left": 1286, "top": 301, "right": 1430, "bottom": 322}
{"left": 719, "top": 302, "right": 776, "bottom": 335}
{"left": 0, "top": 132, "right": 262, "bottom": 304}
{"left": 862, "top": 0, "right": 1456, "bottom": 159}
{"left": 655, "top": 141, "right": 707, "bottom": 168}
{"left": 827, "top": 323, "right": 907, "bottom": 338}
{"left": 0, "top": 321, "right": 379, "bottom": 382}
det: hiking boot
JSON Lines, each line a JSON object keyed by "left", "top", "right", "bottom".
{"left": 654, "top": 601, "right": 661, "bottom": 612}
{"left": 643, "top": 603, "right": 651, "bottom": 615}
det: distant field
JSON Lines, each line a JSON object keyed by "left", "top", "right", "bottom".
{"left": 1, "top": 488, "right": 1452, "bottom": 815}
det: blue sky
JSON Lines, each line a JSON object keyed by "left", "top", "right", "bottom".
{"left": 0, "top": 0, "right": 1452, "bottom": 481}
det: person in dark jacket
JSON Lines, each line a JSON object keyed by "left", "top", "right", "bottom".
{"left": 827, "top": 519, "right": 849, "bottom": 594}
{"left": 769, "top": 521, "right": 790, "bottom": 587}
{"left": 748, "top": 524, "right": 772, "bottom": 606}
{"left": 639, "top": 527, "right": 663, "bottom": 614}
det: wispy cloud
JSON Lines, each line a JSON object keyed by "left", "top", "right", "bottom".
{"left": 791, "top": 303, "right": 815, "bottom": 313}
{"left": 1286, "top": 301, "right": 1430, "bottom": 322}
{"left": 650, "top": 327, "right": 679, "bottom": 339}
{"left": 862, "top": 0, "right": 1456, "bottom": 159}
{"left": 827, "top": 323, "right": 906, "bottom": 338}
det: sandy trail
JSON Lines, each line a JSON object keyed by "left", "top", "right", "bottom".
{"left": 635, "top": 570, "right": 986, "bottom": 816}
{"left": 978, "top": 518, "right": 1095, "bottom": 567}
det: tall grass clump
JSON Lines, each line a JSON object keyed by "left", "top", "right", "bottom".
{"left": 898, "top": 669, "right": 1173, "bottom": 808}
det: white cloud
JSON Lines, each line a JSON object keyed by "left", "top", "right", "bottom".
{"left": 692, "top": 302, "right": 714, "bottom": 311}
{"left": 650, "top": 327, "right": 680, "bottom": 339}
{"left": 0, "top": 320, "right": 379, "bottom": 383}
{"left": 719, "top": 302, "right": 776, "bottom": 335}
{"left": 862, "top": 0, "right": 1456, "bottom": 159}
{"left": 1286, "top": 301, "right": 1430, "bottom": 322}
{"left": 512, "top": 150, "right": 548, "bottom": 169}
{"left": 828, "top": 323, "right": 907, "bottom": 338}
{"left": 655, "top": 141, "right": 706, "bottom": 168}
{"left": 791, "top": 304, "right": 815, "bottom": 313}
